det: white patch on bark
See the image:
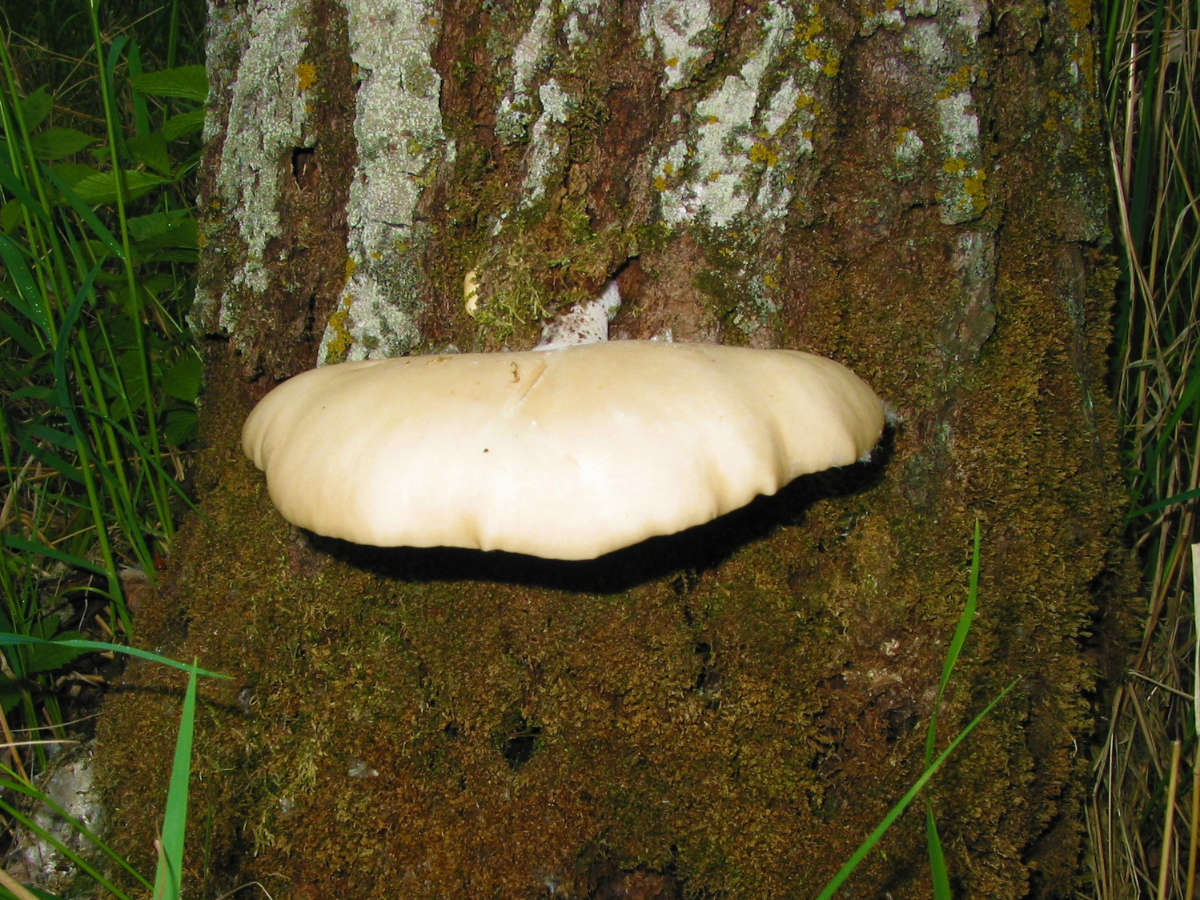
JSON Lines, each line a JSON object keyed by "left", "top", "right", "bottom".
{"left": 318, "top": 0, "right": 445, "bottom": 363}
{"left": 655, "top": 3, "right": 805, "bottom": 226}
{"left": 639, "top": 0, "right": 713, "bottom": 89}
{"left": 213, "top": 0, "right": 310, "bottom": 294}
{"left": 521, "top": 79, "right": 572, "bottom": 207}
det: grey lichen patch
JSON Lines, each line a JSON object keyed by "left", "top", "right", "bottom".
{"left": 639, "top": 0, "right": 714, "bottom": 89}
{"left": 494, "top": 0, "right": 555, "bottom": 145}
{"left": 937, "top": 89, "right": 987, "bottom": 223}
{"left": 520, "top": 79, "right": 572, "bottom": 208}
{"left": 317, "top": 0, "right": 444, "bottom": 363}
{"left": 654, "top": 4, "right": 832, "bottom": 228}
{"left": 889, "top": 126, "right": 926, "bottom": 181}
{"left": 884, "top": 0, "right": 991, "bottom": 223}
{"left": 214, "top": 0, "right": 312, "bottom": 293}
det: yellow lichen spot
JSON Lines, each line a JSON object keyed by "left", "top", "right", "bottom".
{"left": 344, "top": 257, "right": 357, "bottom": 281}
{"left": 653, "top": 175, "right": 668, "bottom": 191}
{"left": 196, "top": 231, "right": 208, "bottom": 249}
{"left": 425, "top": 16, "right": 439, "bottom": 27}
{"left": 796, "top": 93, "right": 815, "bottom": 109}
{"left": 749, "top": 143, "right": 778, "bottom": 166}
{"left": 964, "top": 168, "right": 988, "bottom": 206}
{"left": 296, "top": 62, "right": 317, "bottom": 93}
{"left": 812, "top": 101, "right": 823, "bottom": 116}
{"left": 370, "top": 251, "right": 382, "bottom": 260}
{"left": 763, "top": 273, "right": 778, "bottom": 290}
{"left": 663, "top": 162, "right": 675, "bottom": 176}
{"left": 1067, "top": 0, "right": 1091, "bottom": 30}
{"left": 801, "top": 129, "right": 814, "bottom": 141}
{"left": 407, "top": 138, "right": 425, "bottom": 156}
{"left": 705, "top": 115, "right": 720, "bottom": 125}
{"left": 943, "top": 156, "right": 967, "bottom": 174}
{"left": 324, "top": 298, "right": 355, "bottom": 364}
{"left": 805, "top": 44, "right": 823, "bottom": 61}
{"left": 708, "top": 171, "right": 722, "bottom": 182}
{"left": 665, "top": 57, "right": 680, "bottom": 68}
{"left": 823, "top": 58, "right": 840, "bottom": 77}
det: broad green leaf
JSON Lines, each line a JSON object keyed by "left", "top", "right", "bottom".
{"left": 163, "top": 109, "right": 205, "bottom": 142}
{"left": 48, "top": 162, "right": 100, "bottom": 189}
{"left": 126, "top": 132, "right": 171, "bottom": 177}
{"left": 69, "top": 169, "right": 169, "bottom": 206}
{"left": 28, "top": 127, "right": 97, "bottom": 161}
{"left": 162, "top": 353, "right": 203, "bottom": 402}
{"left": 163, "top": 406, "right": 199, "bottom": 446}
{"left": 129, "top": 209, "right": 197, "bottom": 250}
{"left": 24, "top": 631, "right": 89, "bottom": 675}
{"left": 19, "top": 87, "right": 54, "bottom": 132}
{"left": 130, "top": 65, "right": 208, "bottom": 102}
{"left": 0, "top": 197, "right": 24, "bottom": 233}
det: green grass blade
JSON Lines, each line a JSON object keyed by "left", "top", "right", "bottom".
{"left": 926, "top": 800, "right": 952, "bottom": 900}
{"left": 812, "top": 678, "right": 1019, "bottom": 900}
{"left": 0, "top": 535, "right": 109, "bottom": 578}
{"left": 0, "top": 634, "right": 228, "bottom": 679}
{"left": 925, "top": 519, "right": 981, "bottom": 766}
{"left": 153, "top": 661, "right": 199, "bottom": 900}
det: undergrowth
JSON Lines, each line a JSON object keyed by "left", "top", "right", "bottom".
{"left": 1088, "top": 0, "right": 1200, "bottom": 897}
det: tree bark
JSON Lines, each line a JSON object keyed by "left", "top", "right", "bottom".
{"left": 97, "top": 0, "right": 1127, "bottom": 897}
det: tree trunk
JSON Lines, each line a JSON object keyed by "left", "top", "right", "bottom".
{"left": 97, "top": 0, "right": 1127, "bottom": 897}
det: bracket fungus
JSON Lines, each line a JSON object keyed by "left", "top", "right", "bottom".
{"left": 242, "top": 340, "right": 885, "bottom": 560}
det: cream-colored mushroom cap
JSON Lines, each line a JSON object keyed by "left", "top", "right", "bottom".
{"left": 242, "top": 341, "right": 885, "bottom": 560}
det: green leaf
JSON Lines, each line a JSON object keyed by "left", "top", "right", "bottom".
{"left": 162, "top": 353, "right": 203, "bottom": 402}
{"left": 126, "top": 132, "right": 172, "bottom": 177}
{"left": 28, "top": 127, "right": 97, "bottom": 161}
{"left": 48, "top": 162, "right": 100, "bottom": 189}
{"left": 128, "top": 209, "right": 197, "bottom": 250}
{"left": 163, "top": 406, "right": 199, "bottom": 446}
{"left": 162, "top": 109, "right": 205, "bottom": 142}
{"left": 0, "top": 197, "right": 24, "bottom": 233}
{"left": 24, "top": 631, "right": 89, "bottom": 675}
{"left": 69, "top": 169, "right": 169, "bottom": 206}
{"left": 19, "top": 87, "right": 54, "bottom": 132}
{"left": 130, "top": 65, "right": 208, "bottom": 102}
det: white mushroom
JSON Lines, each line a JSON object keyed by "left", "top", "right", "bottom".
{"left": 242, "top": 340, "right": 885, "bottom": 560}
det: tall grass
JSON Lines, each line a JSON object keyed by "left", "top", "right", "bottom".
{"left": 1088, "top": 0, "right": 1200, "bottom": 896}
{"left": 0, "top": 1, "right": 204, "bottom": 762}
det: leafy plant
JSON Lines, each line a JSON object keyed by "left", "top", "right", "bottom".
{"left": 0, "top": 4, "right": 205, "bottom": 744}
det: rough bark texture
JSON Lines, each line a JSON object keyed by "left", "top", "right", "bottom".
{"left": 97, "top": 0, "right": 1127, "bottom": 898}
